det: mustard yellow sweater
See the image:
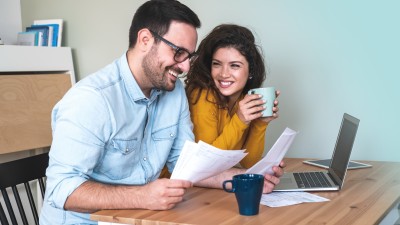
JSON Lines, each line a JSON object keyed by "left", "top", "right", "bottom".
{"left": 189, "top": 88, "right": 268, "bottom": 168}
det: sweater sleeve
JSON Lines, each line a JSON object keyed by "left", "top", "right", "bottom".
{"left": 241, "top": 119, "right": 268, "bottom": 168}
{"left": 189, "top": 89, "right": 268, "bottom": 168}
{"left": 189, "top": 89, "right": 247, "bottom": 148}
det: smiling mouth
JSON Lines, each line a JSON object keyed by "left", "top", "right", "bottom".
{"left": 169, "top": 69, "right": 179, "bottom": 78}
{"left": 168, "top": 70, "right": 187, "bottom": 78}
{"left": 219, "top": 81, "right": 233, "bottom": 88}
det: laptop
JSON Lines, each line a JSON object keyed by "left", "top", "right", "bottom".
{"left": 274, "top": 113, "right": 360, "bottom": 192}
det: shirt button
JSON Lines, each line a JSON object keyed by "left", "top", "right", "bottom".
{"left": 143, "top": 157, "right": 147, "bottom": 161}
{"left": 125, "top": 148, "right": 129, "bottom": 153}
{"left": 170, "top": 133, "right": 174, "bottom": 137}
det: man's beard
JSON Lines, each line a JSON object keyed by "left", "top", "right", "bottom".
{"left": 142, "top": 45, "right": 176, "bottom": 92}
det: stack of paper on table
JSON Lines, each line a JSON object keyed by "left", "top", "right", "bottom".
{"left": 261, "top": 191, "right": 330, "bottom": 207}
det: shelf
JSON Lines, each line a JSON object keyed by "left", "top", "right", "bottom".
{"left": 0, "top": 45, "right": 76, "bottom": 84}
{"left": 0, "top": 45, "right": 75, "bottom": 155}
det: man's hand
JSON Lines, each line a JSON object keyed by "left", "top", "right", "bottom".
{"left": 195, "top": 160, "right": 286, "bottom": 194}
{"left": 138, "top": 179, "right": 192, "bottom": 210}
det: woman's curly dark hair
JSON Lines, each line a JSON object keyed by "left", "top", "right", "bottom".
{"left": 184, "top": 24, "right": 266, "bottom": 107}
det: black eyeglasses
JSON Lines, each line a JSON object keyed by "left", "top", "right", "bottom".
{"left": 149, "top": 30, "right": 198, "bottom": 63}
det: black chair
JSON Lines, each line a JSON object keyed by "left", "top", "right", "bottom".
{"left": 0, "top": 153, "right": 49, "bottom": 225}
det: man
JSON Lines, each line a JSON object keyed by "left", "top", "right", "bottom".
{"left": 40, "top": 1, "right": 282, "bottom": 224}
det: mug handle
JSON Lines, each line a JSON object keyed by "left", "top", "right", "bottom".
{"left": 222, "top": 180, "right": 234, "bottom": 193}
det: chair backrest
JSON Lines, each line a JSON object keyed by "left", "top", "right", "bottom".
{"left": 0, "top": 153, "right": 49, "bottom": 225}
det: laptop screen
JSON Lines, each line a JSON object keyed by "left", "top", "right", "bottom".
{"left": 330, "top": 113, "right": 360, "bottom": 185}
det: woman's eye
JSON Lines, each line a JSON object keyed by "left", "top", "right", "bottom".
{"left": 212, "top": 62, "right": 220, "bottom": 67}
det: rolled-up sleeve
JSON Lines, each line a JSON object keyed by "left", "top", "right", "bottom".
{"left": 45, "top": 86, "right": 111, "bottom": 209}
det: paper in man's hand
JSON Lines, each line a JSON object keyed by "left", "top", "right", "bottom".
{"left": 171, "top": 141, "right": 247, "bottom": 183}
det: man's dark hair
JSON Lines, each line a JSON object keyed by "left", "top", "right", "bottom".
{"left": 129, "top": 0, "right": 201, "bottom": 48}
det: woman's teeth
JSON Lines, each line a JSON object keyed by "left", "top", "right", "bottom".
{"left": 220, "top": 81, "right": 233, "bottom": 87}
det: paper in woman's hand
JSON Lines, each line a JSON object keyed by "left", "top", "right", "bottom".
{"left": 246, "top": 127, "right": 297, "bottom": 175}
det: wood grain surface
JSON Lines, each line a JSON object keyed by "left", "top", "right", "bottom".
{"left": 91, "top": 158, "right": 400, "bottom": 225}
{"left": 0, "top": 74, "right": 71, "bottom": 154}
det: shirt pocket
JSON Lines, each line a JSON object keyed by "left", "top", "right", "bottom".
{"left": 152, "top": 125, "right": 177, "bottom": 155}
{"left": 152, "top": 125, "right": 177, "bottom": 141}
{"left": 98, "top": 138, "right": 139, "bottom": 180}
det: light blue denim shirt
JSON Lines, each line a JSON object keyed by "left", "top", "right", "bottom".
{"left": 39, "top": 53, "right": 194, "bottom": 224}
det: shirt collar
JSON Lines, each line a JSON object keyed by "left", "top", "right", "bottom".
{"left": 118, "top": 52, "right": 163, "bottom": 103}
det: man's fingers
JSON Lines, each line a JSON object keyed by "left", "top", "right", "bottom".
{"left": 166, "top": 179, "right": 192, "bottom": 188}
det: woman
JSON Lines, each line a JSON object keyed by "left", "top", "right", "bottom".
{"left": 185, "top": 24, "right": 279, "bottom": 168}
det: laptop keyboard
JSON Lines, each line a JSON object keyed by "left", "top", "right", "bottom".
{"left": 293, "top": 172, "right": 332, "bottom": 188}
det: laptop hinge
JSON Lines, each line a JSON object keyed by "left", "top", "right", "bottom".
{"left": 328, "top": 172, "right": 340, "bottom": 186}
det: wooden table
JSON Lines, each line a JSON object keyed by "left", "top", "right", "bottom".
{"left": 91, "top": 158, "right": 400, "bottom": 225}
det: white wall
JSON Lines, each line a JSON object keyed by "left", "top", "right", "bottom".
{"left": 0, "top": 0, "right": 22, "bottom": 44}
{"left": 19, "top": 0, "right": 400, "bottom": 162}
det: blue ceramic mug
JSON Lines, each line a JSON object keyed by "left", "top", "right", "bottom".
{"left": 222, "top": 174, "right": 264, "bottom": 216}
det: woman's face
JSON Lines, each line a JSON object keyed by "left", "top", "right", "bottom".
{"left": 211, "top": 47, "right": 249, "bottom": 100}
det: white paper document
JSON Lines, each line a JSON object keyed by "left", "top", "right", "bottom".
{"left": 246, "top": 127, "right": 297, "bottom": 175}
{"left": 171, "top": 140, "right": 247, "bottom": 183}
{"left": 260, "top": 192, "right": 330, "bottom": 207}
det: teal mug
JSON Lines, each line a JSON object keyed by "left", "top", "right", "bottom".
{"left": 223, "top": 174, "right": 264, "bottom": 216}
{"left": 248, "top": 87, "right": 276, "bottom": 117}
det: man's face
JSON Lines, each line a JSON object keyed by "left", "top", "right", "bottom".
{"left": 142, "top": 21, "right": 197, "bottom": 91}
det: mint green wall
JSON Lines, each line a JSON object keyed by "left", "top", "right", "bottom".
{"left": 21, "top": 0, "right": 400, "bottom": 161}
